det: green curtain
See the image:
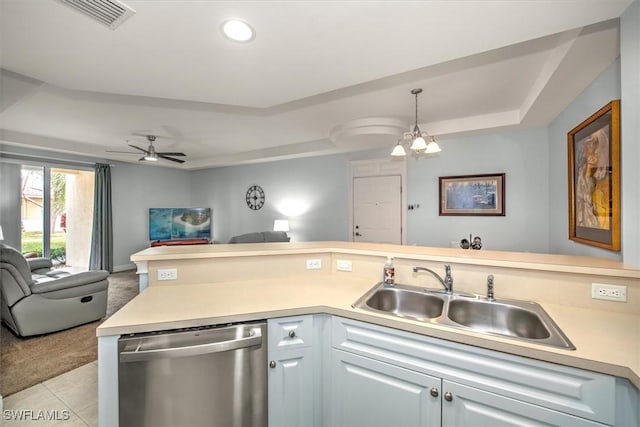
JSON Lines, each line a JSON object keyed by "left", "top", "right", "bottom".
{"left": 89, "top": 163, "right": 113, "bottom": 272}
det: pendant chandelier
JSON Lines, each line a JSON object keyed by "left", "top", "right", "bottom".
{"left": 391, "top": 88, "right": 441, "bottom": 157}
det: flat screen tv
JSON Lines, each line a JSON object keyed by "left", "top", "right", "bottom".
{"left": 149, "top": 208, "right": 211, "bottom": 241}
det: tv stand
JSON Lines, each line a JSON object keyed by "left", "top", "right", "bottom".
{"left": 150, "top": 239, "right": 210, "bottom": 247}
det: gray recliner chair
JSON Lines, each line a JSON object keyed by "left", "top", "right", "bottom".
{"left": 0, "top": 243, "right": 109, "bottom": 337}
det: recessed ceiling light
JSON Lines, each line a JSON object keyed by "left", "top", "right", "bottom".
{"left": 221, "top": 19, "right": 255, "bottom": 42}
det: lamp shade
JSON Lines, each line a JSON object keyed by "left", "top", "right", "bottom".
{"left": 425, "top": 137, "right": 442, "bottom": 154}
{"left": 410, "top": 136, "right": 427, "bottom": 151}
{"left": 391, "top": 143, "right": 407, "bottom": 157}
{"left": 273, "top": 219, "right": 290, "bottom": 232}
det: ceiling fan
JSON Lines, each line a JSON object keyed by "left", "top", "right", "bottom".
{"left": 107, "top": 135, "right": 186, "bottom": 163}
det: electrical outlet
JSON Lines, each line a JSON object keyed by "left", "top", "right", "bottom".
{"left": 157, "top": 268, "right": 178, "bottom": 281}
{"left": 306, "top": 259, "right": 322, "bottom": 270}
{"left": 591, "top": 283, "right": 627, "bottom": 302}
{"left": 336, "top": 260, "right": 352, "bottom": 272}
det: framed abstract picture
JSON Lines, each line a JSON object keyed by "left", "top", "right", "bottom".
{"left": 567, "top": 100, "right": 620, "bottom": 251}
{"left": 439, "top": 173, "right": 505, "bottom": 216}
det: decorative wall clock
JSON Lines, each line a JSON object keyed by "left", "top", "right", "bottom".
{"left": 246, "top": 185, "right": 265, "bottom": 210}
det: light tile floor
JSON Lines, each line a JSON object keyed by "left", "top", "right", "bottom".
{"left": 2, "top": 362, "right": 98, "bottom": 427}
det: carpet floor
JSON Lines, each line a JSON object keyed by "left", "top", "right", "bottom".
{"left": 0, "top": 269, "right": 139, "bottom": 397}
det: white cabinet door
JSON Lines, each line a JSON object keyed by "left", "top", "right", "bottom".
{"left": 268, "top": 347, "right": 314, "bottom": 427}
{"left": 329, "top": 349, "right": 441, "bottom": 427}
{"left": 442, "top": 380, "right": 607, "bottom": 427}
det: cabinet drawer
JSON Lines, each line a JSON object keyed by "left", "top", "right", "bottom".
{"left": 331, "top": 316, "right": 615, "bottom": 425}
{"left": 268, "top": 315, "right": 313, "bottom": 350}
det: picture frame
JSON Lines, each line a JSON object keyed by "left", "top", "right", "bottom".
{"left": 567, "top": 100, "right": 620, "bottom": 251}
{"left": 439, "top": 173, "right": 505, "bottom": 216}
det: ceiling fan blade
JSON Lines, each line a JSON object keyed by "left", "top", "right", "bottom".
{"left": 128, "top": 144, "right": 149, "bottom": 153}
{"left": 158, "top": 154, "right": 185, "bottom": 164}
{"left": 106, "top": 150, "right": 139, "bottom": 154}
{"left": 156, "top": 152, "right": 186, "bottom": 156}
{"left": 139, "top": 156, "right": 147, "bottom": 162}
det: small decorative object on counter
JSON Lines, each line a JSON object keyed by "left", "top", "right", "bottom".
{"left": 460, "top": 234, "right": 482, "bottom": 250}
{"left": 383, "top": 256, "right": 395, "bottom": 287}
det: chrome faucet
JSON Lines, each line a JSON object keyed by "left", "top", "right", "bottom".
{"left": 412, "top": 264, "right": 453, "bottom": 294}
{"left": 486, "top": 274, "right": 495, "bottom": 301}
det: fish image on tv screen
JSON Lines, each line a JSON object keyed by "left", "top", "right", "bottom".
{"left": 149, "top": 208, "right": 211, "bottom": 241}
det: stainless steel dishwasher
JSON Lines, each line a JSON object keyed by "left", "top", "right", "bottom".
{"left": 118, "top": 322, "right": 267, "bottom": 427}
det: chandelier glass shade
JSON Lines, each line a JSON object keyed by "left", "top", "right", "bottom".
{"left": 392, "top": 88, "right": 441, "bottom": 157}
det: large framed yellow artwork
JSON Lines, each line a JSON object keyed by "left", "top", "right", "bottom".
{"left": 568, "top": 100, "right": 620, "bottom": 251}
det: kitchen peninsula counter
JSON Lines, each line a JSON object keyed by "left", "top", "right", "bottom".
{"left": 99, "top": 242, "right": 640, "bottom": 388}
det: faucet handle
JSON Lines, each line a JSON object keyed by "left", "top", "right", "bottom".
{"left": 444, "top": 265, "right": 452, "bottom": 281}
{"left": 487, "top": 274, "right": 495, "bottom": 301}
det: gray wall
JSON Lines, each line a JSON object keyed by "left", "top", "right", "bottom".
{"left": 190, "top": 126, "right": 550, "bottom": 253}
{"left": 190, "top": 154, "right": 351, "bottom": 243}
{"left": 407, "top": 127, "right": 549, "bottom": 252}
{"left": 547, "top": 59, "right": 621, "bottom": 261}
{"left": 621, "top": 0, "right": 640, "bottom": 266}
{"left": 111, "top": 162, "right": 191, "bottom": 270}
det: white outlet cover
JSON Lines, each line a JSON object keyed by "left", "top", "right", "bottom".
{"left": 157, "top": 268, "right": 178, "bottom": 281}
{"left": 591, "top": 283, "right": 627, "bottom": 302}
{"left": 336, "top": 260, "right": 352, "bottom": 271}
{"left": 306, "top": 259, "right": 322, "bottom": 269}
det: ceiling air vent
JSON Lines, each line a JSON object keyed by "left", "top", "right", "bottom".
{"left": 55, "top": 0, "right": 136, "bottom": 30}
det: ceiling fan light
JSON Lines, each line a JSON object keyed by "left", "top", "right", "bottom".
{"left": 221, "top": 19, "right": 255, "bottom": 42}
{"left": 410, "top": 136, "right": 427, "bottom": 152}
{"left": 391, "top": 142, "right": 407, "bottom": 157}
{"left": 144, "top": 154, "right": 158, "bottom": 161}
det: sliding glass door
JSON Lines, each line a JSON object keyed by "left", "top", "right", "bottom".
{"left": 20, "top": 165, "right": 95, "bottom": 268}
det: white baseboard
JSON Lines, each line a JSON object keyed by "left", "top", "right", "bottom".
{"left": 112, "top": 263, "right": 136, "bottom": 273}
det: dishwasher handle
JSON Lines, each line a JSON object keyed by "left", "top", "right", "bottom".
{"left": 120, "top": 326, "right": 263, "bottom": 363}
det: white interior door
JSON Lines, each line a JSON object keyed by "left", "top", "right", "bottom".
{"left": 353, "top": 175, "right": 402, "bottom": 244}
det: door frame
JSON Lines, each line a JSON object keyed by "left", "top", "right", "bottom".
{"left": 349, "top": 158, "right": 407, "bottom": 244}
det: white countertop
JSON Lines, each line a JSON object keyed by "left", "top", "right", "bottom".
{"left": 98, "top": 274, "right": 640, "bottom": 388}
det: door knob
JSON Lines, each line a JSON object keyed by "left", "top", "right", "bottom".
{"left": 269, "top": 360, "right": 276, "bottom": 369}
{"left": 288, "top": 330, "right": 296, "bottom": 338}
{"left": 444, "top": 392, "right": 453, "bottom": 402}
{"left": 430, "top": 388, "right": 439, "bottom": 398}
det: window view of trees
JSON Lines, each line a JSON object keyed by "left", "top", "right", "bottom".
{"left": 21, "top": 167, "right": 93, "bottom": 267}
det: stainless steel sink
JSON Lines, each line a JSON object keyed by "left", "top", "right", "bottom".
{"left": 353, "top": 283, "right": 575, "bottom": 350}
{"left": 357, "top": 285, "right": 445, "bottom": 320}
{"left": 447, "top": 299, "right": 550, "bottom": 339}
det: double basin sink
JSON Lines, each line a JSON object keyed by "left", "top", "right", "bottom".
{"left": 352, "top": 283, "right": 575, "bottom": 350}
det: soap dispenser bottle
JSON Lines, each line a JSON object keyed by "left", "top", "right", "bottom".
{"left": 383, "top": 256, "right": 395, "bottom": 287}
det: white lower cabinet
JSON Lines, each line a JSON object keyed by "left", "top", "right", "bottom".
{"left": 329, "top": 349, "right": 441, "bottom": 427}
{"left": 329, "top": 349, "right": 605, "bottom": 427}
{"left": 268, "top": 315, "right": 315, "bottom": 427}
{"left": 442, "top": 380, "right": 606, "bottom": 427}
{"left": 267, "top": 315, "right": 637, "bottom": 427}
{"left": 268, "top": 347, "right": 314, "bottom": 427}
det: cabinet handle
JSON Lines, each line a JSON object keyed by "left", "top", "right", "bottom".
{"left": 444, "top": 392, "right": 453, "bottom": 402}
{"left": 288, "top": 330, "right": 296, "bottom": 338}
{"left": 430, "top": 388, "right": 439, "bottom": 398}
{"left": 269, "top": 360, "right": 276, "bottom": 369}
